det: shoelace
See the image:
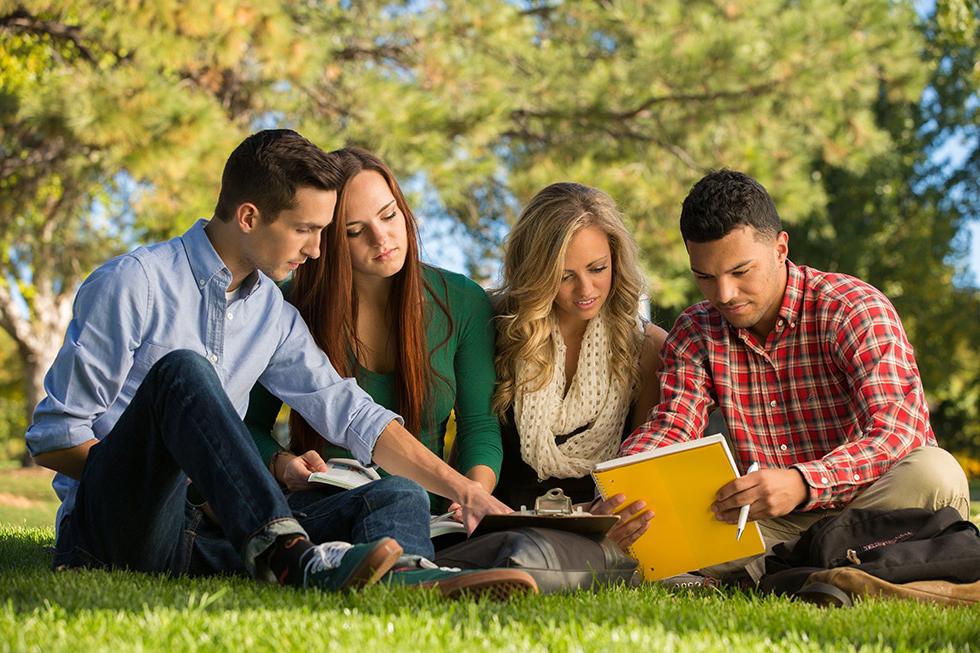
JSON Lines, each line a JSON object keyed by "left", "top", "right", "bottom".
{"left": 302, "top": 541, "right": 354, "bottom": 581}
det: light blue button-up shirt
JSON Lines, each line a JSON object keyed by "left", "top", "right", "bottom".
{"left": 26, "top": 220, "right": 401, "bottom": 531}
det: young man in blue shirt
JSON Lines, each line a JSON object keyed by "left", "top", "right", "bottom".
{"left": 26, "top": 129, "right": 533, "bottom": 597}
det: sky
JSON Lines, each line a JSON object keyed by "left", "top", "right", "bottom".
{"left": 963, "top": 222, "right": 979, "bottom": 287}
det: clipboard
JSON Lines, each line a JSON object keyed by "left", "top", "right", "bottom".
{"left": 472, "top": 513, "right": 619, "bottom": 537}
{"left": 471, "top": 488, "right": 620, "bottom": 538}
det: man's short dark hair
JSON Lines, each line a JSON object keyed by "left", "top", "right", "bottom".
{"left": 679, "top": 169, "right": 782, "bottom": 242}
{"left": 213, "top": 129, "right": 344, "bottom": 222}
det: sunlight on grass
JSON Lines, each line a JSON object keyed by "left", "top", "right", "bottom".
{"left": 1, "top": 468, "right": 978, "bottom": 651}
{"left": 1, "top": 525, "right": 978, "bottom": 652}
{"left": 0, "top": 464, "right": 58, "bottom": 530}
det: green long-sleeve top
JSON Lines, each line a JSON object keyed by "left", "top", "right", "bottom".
{"left": 244, "top": 265, "right": 503, "bottom": 509}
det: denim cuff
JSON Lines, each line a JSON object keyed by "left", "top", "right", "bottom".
{"left": 245, "top": 517, "right": 308, "bottom": 581}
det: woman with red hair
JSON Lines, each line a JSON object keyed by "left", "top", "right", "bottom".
{"left": 245, "top": 147, "right": 502, "bottom": 515}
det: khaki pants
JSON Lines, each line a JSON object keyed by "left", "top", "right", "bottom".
{"left": 705, "top": 446, "right": 971, "bottom": 582}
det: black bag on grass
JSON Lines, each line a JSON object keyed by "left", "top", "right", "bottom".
{"left": 760, "top": 507, "right": 980, "bottom": 606}
{"left": 434, "top": 526, "right": 638, "bottom": 594}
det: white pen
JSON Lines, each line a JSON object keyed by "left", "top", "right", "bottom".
{"left": 735, "top": 461, "right": 760, "bottom": 541}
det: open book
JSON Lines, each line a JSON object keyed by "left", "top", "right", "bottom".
{"left": 429, "top": 511, "right": 466, "bottom": 540}
{"left": 307, "top": 459, "right": 466, "bottom": 540}
{"left": 308, "top": 458, "right": 381, "bottom": 490}
{"left": 591, "top": 433, "right": 765, "bottom": 581}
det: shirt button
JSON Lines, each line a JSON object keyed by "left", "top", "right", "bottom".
{"left": 208, "top": 353, "right": 218, "bottom": 364}
{"left": 780, "top": 444, "right": 788, "bottom": 451}
{"left": 853, "top": 474, "right": 861, "bottom": 481}
{"left": 769, "top": 400, "right": 777, "bottom": 408}
{"left": 226, "top": 312, "right": 233, "bottom": 320}
{"left": 198, "top": 278, "right": 206, "bottom": 286}
{"left": 820, "top": 477, "right": 829, "bottom": 484}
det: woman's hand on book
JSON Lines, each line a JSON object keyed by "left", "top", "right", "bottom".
{"left": 591, "top": 494, "right": 655, "bottom": 551}
{"left": 446, "top": 502, "right": 463, "bottom": 523}
{"left": 275, "top": 450, "right": 330, "bottom": 492}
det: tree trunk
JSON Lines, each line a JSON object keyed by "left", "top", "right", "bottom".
{"left": 19, "top": 446, "right": 36, "bottom": 468}
{"left": 0, "top": 281, "right": 72, "bottom": 468}
{"left": 18, "top": 354, "right": 51, "bottom": 468}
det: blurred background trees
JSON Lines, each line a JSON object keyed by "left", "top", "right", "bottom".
{"left": 1, "top": 0, "right": 976, "bottom": 464}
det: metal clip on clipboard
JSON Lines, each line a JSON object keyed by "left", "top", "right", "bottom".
{"left": 472, "top": 488, "right": 619, "bottom": 537}
{"left": 531, "top": 488, "right": 576, "bottom": 515}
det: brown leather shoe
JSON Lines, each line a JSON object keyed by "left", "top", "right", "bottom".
{"left": 420, "top": 568, "right": 540, "bottom": 600}
{"left": 385, "top": 557, "right": 539, "bottom": 599}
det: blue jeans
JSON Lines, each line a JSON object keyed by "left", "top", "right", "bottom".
{"left": 287, "top": 478, "right": 434, "bottom": 560}
{"left": 53, "top": 350, "right": 432, "bottom": 578}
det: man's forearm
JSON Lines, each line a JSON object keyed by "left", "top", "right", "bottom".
{"left": 32, "top": 439, "right": 98, "bottom": 479}
{"left": 371, "top": 421, "right": 479, "bottom": 503}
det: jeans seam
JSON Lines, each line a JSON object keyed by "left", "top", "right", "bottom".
{"left": 178, "top": 506, "right": 204, "bottom": 575}
{"left": 359, "top": 493, "right": 377, "bottom": 541}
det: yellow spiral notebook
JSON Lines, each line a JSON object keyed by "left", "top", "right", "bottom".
{"left": 591, "top": 433, "right": 765, "bottom": 581}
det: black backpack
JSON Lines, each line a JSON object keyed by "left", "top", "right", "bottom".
{"left": 760, "top": 507, "right": 980, "bottom": 605}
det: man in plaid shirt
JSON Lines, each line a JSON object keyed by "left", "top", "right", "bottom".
{"left": 615, "top": 170, "right": 969, "bottom": 565}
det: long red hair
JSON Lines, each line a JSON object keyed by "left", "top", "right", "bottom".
{"left": 287, "top": 146, "right": 448, "bottom": 454}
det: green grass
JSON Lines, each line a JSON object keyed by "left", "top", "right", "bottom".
{"left": 2, "top": 526, "right": 979, "bottom": 652}
{"left": 1, "top": 468, "right": 979, "bottom": 652}
{"left": 0, "top": 464, "right": 58, "bottom": 529}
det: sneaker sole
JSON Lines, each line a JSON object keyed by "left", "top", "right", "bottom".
{"left": 419, "top": 569, "right": 539, "bottom": 600}
{"left": 342, "top": 538, "right": 404, "bottom": 590}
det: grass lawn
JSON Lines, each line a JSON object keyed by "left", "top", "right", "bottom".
{"left": 0, "top": 462, "right": 60, "bottom": 530}
{"left": 1, "top": 467, "right": 978, "bottom": 652}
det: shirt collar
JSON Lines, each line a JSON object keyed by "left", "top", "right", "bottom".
{"left": 777, "top": 260, "right": 804, "bottom": 328}
{"left": 181, "top": 219, "right": 262, "bottom": 298}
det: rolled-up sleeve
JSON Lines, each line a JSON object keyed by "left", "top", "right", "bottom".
{"left": 258, "top": 303, "right": 401, "bottom": 464}
{"left": 26, "top": 256, "right": 148, "bottom": 455}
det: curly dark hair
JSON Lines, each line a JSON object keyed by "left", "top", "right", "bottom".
{"left": 680, "top": 169, "right": 781, "bottom": 242}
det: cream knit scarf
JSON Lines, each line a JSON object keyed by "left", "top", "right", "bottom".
{"left": 514, "top": 314, "right": 632, "bottom": 480}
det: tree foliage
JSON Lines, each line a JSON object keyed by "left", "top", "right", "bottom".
{"left": 792, "top": 0, "right": 980, "bottom": 455}
{"left": 0, "top": 0, "right": 976, "bottom": 459}
{"left": 0, "top": 329, "right": 25, "bottom": 459}
{"left": 0, "top": 0, "right": 283, "bottom": 462}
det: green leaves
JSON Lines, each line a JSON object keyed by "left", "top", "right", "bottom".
{"left": 0, "top": 1, "right": 976, "bottom": 454}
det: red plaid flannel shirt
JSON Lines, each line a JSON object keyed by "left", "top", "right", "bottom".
{"left": 622, "top": 261, "right": 935, "bottom": 511}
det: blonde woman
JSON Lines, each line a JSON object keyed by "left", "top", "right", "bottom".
{"left": 492, "top": 183, "right": 666, "bottom": 546}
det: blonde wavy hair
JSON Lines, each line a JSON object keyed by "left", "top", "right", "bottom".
{"left": 492, "top": 182, "right": 645, "bottom": 416}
